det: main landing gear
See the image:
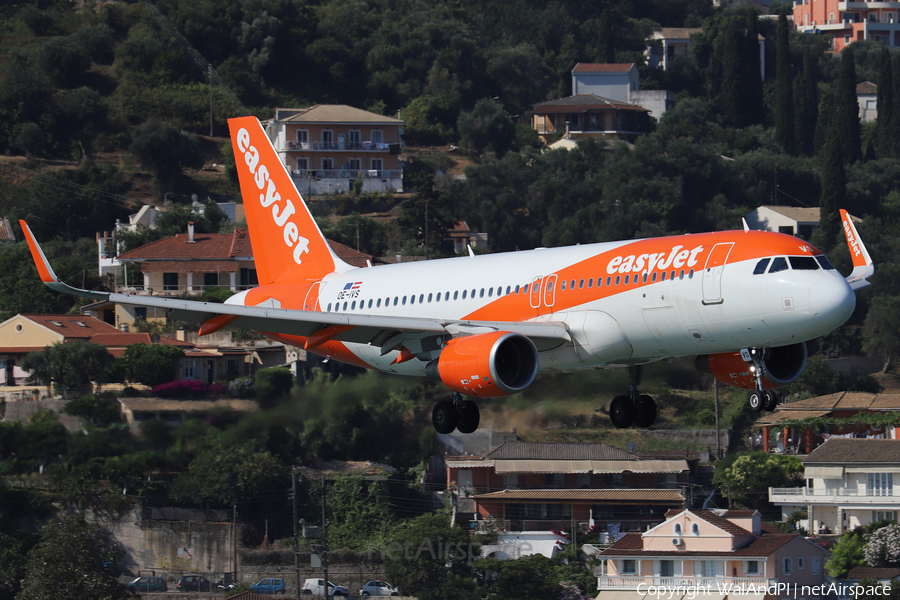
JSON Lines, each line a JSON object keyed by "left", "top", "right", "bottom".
{"left": 745, "top": 348, "right": 779, "bottom": 412}
{"left": 609, "top": 366, "right": 657, "bottom": 429}
{"left": 432, "top": 392, "right": 481, "bottom": 434}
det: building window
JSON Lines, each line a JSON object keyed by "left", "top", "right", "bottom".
{"left": 660, "top": 560, "right": 674, "bottom": 578}
{"left": 798, "top": 556, "right": 804, "bottom": 570}
{"left": 698, "top": 560, "right": 714, "bottom": 577}
{"left": 204, "top": 272, "right": 218, "bottom": 287}
{"left": 163, "top": 272, "right": 178, "bottom": 291}
{"left": 296, "top": 157, "right": 309, "bottom": 171}
{"left": 873, "top": 510, "right": 897, "bottom": 522}
{"left": 747, "top": 561, "right": 759, "bottom": 574}
{"left": 322, "top": 158, "right": 334, "bottom": 171}
{"left": 868, "top": 473, "right": 893, "bottom": 496}
{"left": 691, "top": 523, "right": 700, "bottom": 536}
{"left": 134, "top": 307, "right": 147, "bottom": 321}
{"left": 544, "top": 473, "right": 564, "bottom": 487}
{"left": 371, "top": 158, "right": 384, "bottom": 173}
{"left": 349, "top": 158, "right": 361, "bottom": 171}
{"left": 182, "top": 360, "right": 197, "bottom": 379}
{"left": 812, "top": 556, "right": 819, "bottom": 574}
{"left": 322, "top": 130, "right": 333, "bottom": 145}
{"left": 371, "top": 130, "right": 383, "bottom": 144}
{"left": 783, "top": 557, "right": 792, "bottom": 575}
{"left": 240, "top": 268, "right": 258, "bottom": 287}
{"left": 622, "top": 560, "right": 636, "bottom": 574}
{"left": 674, "top": 523, "right": 683, "bottom": 536}
{"left": 504, "top": 474, "right": 518, "bottom": 489}
{"left": 297, "top": 129, "right": 308, "bottom": 145}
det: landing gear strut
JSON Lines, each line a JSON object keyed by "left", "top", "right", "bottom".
{"left": 432, "top": 392, "right": 481, "bottom": 434}
{"left": 745, "top": 348, "right": 779, "bottom": 412}
{"left": 610, "top": 366, "right": 657, "bottom": 429}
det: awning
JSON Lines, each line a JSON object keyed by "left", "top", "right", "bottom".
{"left": 494, "top": 460, "right": 592, "bottom": 474}
{"left": 617, "top": 460, "right": 689, "bottom": 473}
{"left": 804, "top": 466, "right": 844, "bottom": 479}
{"left": 595, "top": 591, "right": 647, "bottom": 600}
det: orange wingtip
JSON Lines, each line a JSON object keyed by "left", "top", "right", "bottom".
{"left": 19, "top": 220, "right": 56, "bottom": 283}
{"left": 304, "top": 325, "right": 354, "bottom": 350}
{"left": 199, "top": 314, "right": 239, "bottom": 336}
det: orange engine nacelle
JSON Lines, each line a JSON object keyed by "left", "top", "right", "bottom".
{"left": 695, "top": 342, "right": 808, "bottom": 390}
{"left": 425, "top": 331, "right": 539, "bottom": 398}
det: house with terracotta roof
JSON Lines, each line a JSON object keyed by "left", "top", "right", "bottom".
{"left": 754, "top": 392, "right": 900, "bottom": 455}
{"left": 858, "top": 81, "right": 878, "bottom": 122}
{"left": 769, "top": 438, "right": 900, "bottom": 535}
{"left": 267, "top": 106, "right": 404, "bottom": 195}
{"left": 447, "top": 221, "right": 488, "bottom": 254}
{"left": 597, "top": 509, "right": 830, "bottom": 600}
{"left": 446, "top": 441, "right": 694, "bottom": 532}
{"left": 744, "top": 206, "right": 824, "bottom": 239}
{"left": 794, "top": 0, "right": 900, "bottom": 52}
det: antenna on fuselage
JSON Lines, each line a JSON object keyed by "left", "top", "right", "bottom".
{"left": 742, "top": 218, "right": 751, "bottom": 232}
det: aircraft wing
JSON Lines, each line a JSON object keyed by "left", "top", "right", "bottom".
{"left": 839, "top": 209, "right": 874, "bottom": 291}
{"left": 20, "top": 221, "right": 570, "bottom": 350}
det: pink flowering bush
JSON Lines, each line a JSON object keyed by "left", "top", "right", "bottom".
{"left": 152, "top": 380, "right": 209, "bottom": 398}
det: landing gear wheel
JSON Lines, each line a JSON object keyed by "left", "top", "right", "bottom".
{"left": 610, "top": 395, "right": 635, "bottom": 428}
{"left": 748, "top": 390, "right": 764, "bottom": 412}
{"left": 432, "top": 400, "right": 458, "bottom": 434}
{"left": 456, "top": 400, "right": 480, "bottom": 434}
{"left": 763, "top": 389, "right": 778, "bottom": 411}
{"left": 633, "top": 394, "right": 657, "bottom": 428}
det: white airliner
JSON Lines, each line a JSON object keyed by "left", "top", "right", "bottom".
{"left": 21, "top": 116, "right": 874, "bottom": 434}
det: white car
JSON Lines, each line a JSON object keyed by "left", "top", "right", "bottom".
{"left": 360, "top": 580, "right": 400, "bottom": 596}
{"left": 301, "top": 578, "right": 349, "bottom": 596}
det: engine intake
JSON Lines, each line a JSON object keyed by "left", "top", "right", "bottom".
{"left": 696, "top": 342, "right": 808, "bottom": 390}
{"left": 426, "top": 331, "right": 538, "bottom": 397}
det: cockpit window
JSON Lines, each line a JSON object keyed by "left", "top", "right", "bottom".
{"left": 753, "top": 258, "right": 771, "bottom": 275}
{"left": 769, "top": 257, "right": 789, "bottom": 273}
{"left": 816, "top": 255, "right": 836, "bottom": 270}
{"left": 789, "top": 256, "right": 819, "bottom": 270}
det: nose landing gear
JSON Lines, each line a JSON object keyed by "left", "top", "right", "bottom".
{"left": 745, "top": 348, "right": 779, "bottom": 412}
{"left": 610, "top": 366, "right": 657, "bottom": 429}
{"left": 432, "top": 392, "right": 481, "bottom": 434}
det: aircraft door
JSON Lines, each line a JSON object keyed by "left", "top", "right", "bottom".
{"left": 543, "top": 274, "right": 558, "bottom": 309}
{"left": 702, "top": 243, "right": 734, "bottom": 305}
{"left": 530, "top": 276, "right": 544, "bottom": 309}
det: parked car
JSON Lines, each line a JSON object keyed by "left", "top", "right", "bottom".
{"left": 301, "top": 578, "right": 349, "bottom": 596}
{"left": 360, "top": 579, "right": 400, "bottom": 596}
{"left": 176, "top": 575, "right": 212, "bottom": 592}
{"left": 126, "top": 576, "right": 167, "bottom": 592}
{"left": 249, "top": 577, "right": 286, "bottom": 595}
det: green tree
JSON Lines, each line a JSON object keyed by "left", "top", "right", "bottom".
{"left": 63, "top": 395, "right": 122, "bottom": 427}
{"left": 827, "top": 520, "right": 894, "bottom": 577}
{"left": 382, "top": 511, "right": 478, "bottom": 600}
{"left": 877, "top": 47, "right": 895, "bottom": 158}
{"left": 255, "top": 367, "right": 294, "bottom": 409}
{"left": 794, "top": 48, "right": 819, "bottom": 156}
{"left": 863, "top": 295, "right": 900, "bottom": 372}
{"left": 22, "top": 341, "right": 113, "bottom": 396}
{"left": 817, "top": 119, "right": 846, "bottom": 249}
{"left": 169, "top": 444, "right": 287, "bottom": 507}
{"left": 16, "top": 514, "right": 128, "bottom": 600}
{"left": 122, "top": 343, "right": 185, "bottom": 387}
{"left": 596, "top": 9, "right": 615, "bottom": 63}
{"left": 457, "top": 99, "right": 516, "bottom": 158}
{"left": 325, "top": 476, "right": 395, "bottom": 550}
{"left": 775, "top": 10, "right": 796, "bottom": 155}
{"left": 128, "top": 118, "right": 204, "bottom": 196}
{"left": 713, "top": 451, "right": 802, "bottom": 506}
{"left": 0, "top": 531, "right": 28, "bottom": 598}
{"left": 835, "top": 48, "right": 862, "bottom": 164}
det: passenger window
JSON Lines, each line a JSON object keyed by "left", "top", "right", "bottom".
{"left": 689, "top": 269, "right": 694, "bottom": 279}
{"left": 816, "top": 256, "right": 836, "bottom": 270}
{"left": 498, "top": 286, "right": 503, "bottom": 296}
{"left": 402, "top": 296, "right": 407, "bottom": 305}
{"left": 606, "top": 277, "right": 611, "bottom": 286}
{"left": 343, "top": 302, "right": 348, "bottom": 310}
{"left": 368, "top": 299, "right": 373, "bottom": 308}
{"left": 488, "top": 287, "right": 494, "bottom": 297}
{"left": 419, "top": 294, "right": 424, "bottom": 303}
{"left": 351, "top": 301, "right": 356, "bottom": 310}
{"left": 506, "top": 286, "right": 511, "bottom": 295}
{"left": 790, "top": 256, "right": 819, "bottom": 270}
{"left": 445, "top": 292, "right": 450, "bottom": 301}
{"left": 524, "top": 284, "right": 529, "bottom": 294}
{"left": 376, "top": 299, "right": 381, "bottom": 308}
{"left": 625, "top": 275, "right": 630, "bottom": 284}
{"left": 471, "top": 289, "right": 476, "bottom": 298}
{"left": 479, "top": 288, "right": 484, "bottom": 298}
{"left": 769, "top": 257, "right": 789, "bottom": 273}
{"left": 561, "top": 280, "right": 567, "bottom": 291}
{"left": 393, "top": 297, "right": 398, "bottom": 306}
{"left": 462, "top": 290, "right": 467, "bottom": 299}
{"left": 679, "top": 270, "right": 685, "bottom": 279}
{"left": 661, "top": 271, "right": 666, "bottom": 281}
{"left": 651, "top": 272, "right": 657, "bottom": 282}
{"left": 579, "top": 279, "right": 584, "bottom": 289}
{"left": 570, "top": 279, "right": 575, "bottom": 290}
{"left": 427, "top": 293, "right": 433, "bottom": 302}
{"left": 615, "top": 276, "right": 620, "bottom": 285}
{"left": 547, "top": 281, "right": 554, "bottom": 292}
{"left": 454, "top": 291, "right": 459, "bottom": 300}
{"left": 643, "top": 273, "right": 648, "bottom": 283}
{"left": 588, "top": 278, "right": 594, "bottom": 288}
{"left": 410, "top": 295, "right": 415, "bottom": 305}
{"left": 327, "top": 303, "right": 332, "bottom": 311}
{"left": 753, "top": 258, "right": 771, "bottom": 274}
{"left": 435, "top": 292, "right": 440, "bottom": 302}
{"left": 515, "top": 285, "right": 520, "bottom": 294}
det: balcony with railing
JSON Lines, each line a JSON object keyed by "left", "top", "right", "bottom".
{"left": 769, "top": 487, "right": 897, "bottom": 504}
{"left": 283, "top": 140, "right": 397, "bottom": 152}
{"left": 597, "top": 575, "right": 778, "bottom": 590}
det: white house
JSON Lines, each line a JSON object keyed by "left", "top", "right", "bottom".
{"left": 769, "top": 438, "right": 900, "bottom": 535}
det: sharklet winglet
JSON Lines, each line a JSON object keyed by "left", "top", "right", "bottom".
{"left": 839, "top": 209, "right": 874, "bottom": 290}
{"left": 20, "top": 220, "right": 110, "bottom": 300}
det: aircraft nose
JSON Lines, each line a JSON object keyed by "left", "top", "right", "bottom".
{"left": 808, "top": 276, "right": 856, "bottom": 330}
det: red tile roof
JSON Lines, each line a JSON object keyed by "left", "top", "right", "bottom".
{"left": 572, "top": 63, "right": 635, "bottom": 73}
{"left": 119, "top": 230, "right": 245, "bottom": 261}
{"left": 602, "top": 532, "right": 801, "bottom": 558}
{"left": 474, "top": 489, "right": 683, "bottom": 502}
{"left": 22, "top": 314, "right": 121, "bottom": 339}
{"left": 139, "top": 260, "right": 239, "bottom": 273}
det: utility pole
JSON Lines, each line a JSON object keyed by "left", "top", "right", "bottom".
{"left": 322, "top": 473, "right": 330, "bottom": 600}
{"left": 209, "top": 65, "right": 214, "bottom": 138}
{"left": 292, "top": 469, "right": 300, "bottom": 600}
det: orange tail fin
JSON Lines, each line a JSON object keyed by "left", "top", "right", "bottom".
{"left": 228, "top": 116, "right": 349, "bottom": 285}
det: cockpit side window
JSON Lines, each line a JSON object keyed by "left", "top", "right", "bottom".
{"left": 816, "top": 255, "right": 836, "bottom": 270}
{"left": 769, "top": 257, "right": 789, "bottom": 273}
{"left": 753, "top": 258, "right": 771, "bottom": 275}
{"left": 789, "top": 256, "right": 819, "bottom": 270}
